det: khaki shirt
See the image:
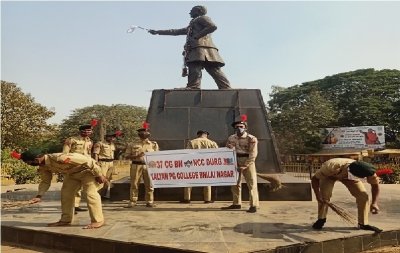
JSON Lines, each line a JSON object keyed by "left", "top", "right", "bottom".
{"left": 93, "top": 141, "right": 115, "bottom": 160}
{"left": 186, "top": 137, "right": 218, "bottom": 149}
{"left": 226, "top": 132, "right": 258, "bottom": 167}
{"left": 63, "top": 136, "right": 92, "bottom": 157}
{"left": 36, "top": 153, "right": 102, "bottom": 196}
{"left": 314, "top": 158, "right": 379, "bottom": 184}
{"left": 125, "top": 139, "right": 159, "bottom": 162}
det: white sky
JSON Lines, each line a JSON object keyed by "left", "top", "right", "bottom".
{"left": 2, "top": 1, "right": 400, "bottom": 124}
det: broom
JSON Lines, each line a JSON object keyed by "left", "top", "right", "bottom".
{"left": 326, "top": 202, "right": 358, "bottom": 226}
{"left": 1, "top": 200, "right": 32, "bottom": 209}
{"left": 256, "top": 173, "right": 284, "bottom": 192}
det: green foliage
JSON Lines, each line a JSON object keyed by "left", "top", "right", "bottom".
{"left": 1, "top": 148, "right": 40, "bottom": 184}
{"left": 1, "top": 81, "right": 57, "bottom": 149}
{"left": 268, "top": 69, "right": 400, "bottom": 154}
{"left": 269, "top": 90, "right": 337, "bottom": 154}
{"left": 319, "top": 69, "right": 399, "bottom": 129}
{"left": 58, "top": 104, "right": 147, "bottom": 147}
{"left": 38, "top": 138, "right": 64, "bottom": 153}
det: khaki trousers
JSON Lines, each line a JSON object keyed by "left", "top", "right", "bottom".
{"left": 74, "top": 189, "right": 82, "bottom": 208}
{"left": 231, "top": 159, "right": 259, "bottom": 207}
{"left": 318, "top": 178, "right": 369, "bottom": 225}
{"left": 98, "top": 161, "right": 114, "bottom": 197}
{"left": 183, "top": 186, "right": 211, "bottom": 201}
{"left": 60, "top": 171, "right": 104, "bottom": 223}
{"left": 130, "top": 164, "right": 154, "bottom": 204}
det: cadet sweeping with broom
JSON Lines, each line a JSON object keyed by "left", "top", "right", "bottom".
{"left": 311, "top": 158, "right": 383, "bottom": 233}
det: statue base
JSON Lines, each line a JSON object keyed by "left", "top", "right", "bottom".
{"left": 110, "top": 174, "right": 312, "bottom": 201}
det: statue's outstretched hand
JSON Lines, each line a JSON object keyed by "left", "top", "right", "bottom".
{"left": 148, "top": 30, "right": 158, "bottom": 35}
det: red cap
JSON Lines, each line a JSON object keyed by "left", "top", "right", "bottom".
{"left": 90, "top": 119, "right": 98, "bottom": 127}
{"left": 11, "top": 150, "right": 22, "bottom": 160}
{"left": 232, "top": 114, "right": 248, "bottom": 127}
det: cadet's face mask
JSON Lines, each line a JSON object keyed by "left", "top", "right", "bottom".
{"left": 81, "top": 130, "right": 92, "bottom": 136}
{"left": 106, "top": 136, "right": 115, "bottom": 142}
{"left": 235, "top": 126, "right": 246, "bottom": 135}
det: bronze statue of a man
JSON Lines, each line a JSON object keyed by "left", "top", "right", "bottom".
{"left": 149, "top": 6, "right": 231, "bottom": 90}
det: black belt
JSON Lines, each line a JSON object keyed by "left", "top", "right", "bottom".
{"left": 99, "top": 159, "right": 114, "bottom": 162}
{"left": 131, "top": 160, "right": 146, "bottom": 165}
{"left": 237, "top": 153, "right": 249, "bottom": 157}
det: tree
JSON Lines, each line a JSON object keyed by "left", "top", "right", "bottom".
{"left": 58, "top": 104, "right": 148, "bottom": 147}
{"left": 269, "top": 89, "right": 337, "bottom": 154}
{"left": 268, "top": 69, "right": 400, "bottom": 153}
{"left": 1, "top": 81, "right": 56, "bottom": 149}
{"left": 309, "top": 69, "right": 400, "bottom": 130}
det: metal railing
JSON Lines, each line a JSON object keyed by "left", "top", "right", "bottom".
{"left": 282, "top": 162, "right": 400, "bottom": 181}
{"left": 282, "top": 163, "right": 316, "bottom": 181}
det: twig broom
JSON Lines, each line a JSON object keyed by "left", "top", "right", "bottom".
{"left": 326, "top": 202, "right": 358, "bottom": 226}
{"left": 256, "top": 173, "right": 285, "bottom": 192}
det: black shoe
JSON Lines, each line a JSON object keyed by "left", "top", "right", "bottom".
{"left": 221, "top": 204, "right": 241, "bottom": 210}
{"left": 74, "top": 211, "right": 78, "bottom": 215}
{"left": 204, "top": 200, "right": 214, "bottom": 204}
{"left": 180, "top": 200, "right": 191, "bottom": 204}
{"left": 359, "top": 224, "right": 383, "bottom": 233}
{"left": 74, "top": 207, "right": 87, "bottom": 212}
{"left": 246, "top": 206, "right": 257, "bottom": 213}
{"left": 312, "top": 218, "right": 326, "bottom": 229}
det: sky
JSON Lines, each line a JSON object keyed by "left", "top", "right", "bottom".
{"left": 2, "top": 1, "right": 400, "bottom": 124}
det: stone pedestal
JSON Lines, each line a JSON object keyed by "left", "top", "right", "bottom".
{"left": 111, "top": 89, "right": 311, "bottom": 201}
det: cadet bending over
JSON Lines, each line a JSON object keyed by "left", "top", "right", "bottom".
{"left": 19, "top": 149, "right": 107, "bottom": 229}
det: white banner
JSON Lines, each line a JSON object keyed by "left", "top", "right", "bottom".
{"left": 144, "top": 148, "right": 239, "bottom": 188}
{"left": 321, "top": 126, "right": 385, "bottom": 149}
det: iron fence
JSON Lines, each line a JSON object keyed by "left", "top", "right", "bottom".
{"left": 282, "top": 162, "right": 400, "bottom": 182}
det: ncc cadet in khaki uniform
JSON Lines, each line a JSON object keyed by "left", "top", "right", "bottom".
{"left": 63, "top": 124, "right": 94, "bottom": 212}
{"left": 20, "top": 149, "right": 106, "bottom": 229}
{"left": 93, "top": 132, "right": 116, "bottom": 198}
{"left": 124, "top": 126, "right": 159, "bottom": 208}
{"left": 221, "top": 118, "right": 260, "bottom": 213}
{"left": 311, "top": 158, "right": 382, "bottom": 232}
{"left": 182, "top": 130, "right": 218, "bottom": 203}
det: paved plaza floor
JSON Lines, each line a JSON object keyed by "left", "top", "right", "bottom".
{"left": 1, "top": 182, "right": 399, "bottom": 252}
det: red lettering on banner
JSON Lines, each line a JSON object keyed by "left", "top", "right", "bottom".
{"left": 193, "top": 159, "right": 205, "bottom": 166}
{"left": 216, "top": 170, "right": 234, "bottom": 178}
{"left": 199, "top": 171, "right": 215, "bottom": 178}
{"left": 177, "top": 172, "right": 199, "bottom": 180}
{"left": 151, "top": 173, "right": 169, "bottom": 180}
{"left": 206, "top": 158, "right": 222, "bottom": 166}
{"left": 174, "top": 160, "right": 183, "bottom": 168}
{"left": 164, "top": 160, "right": 173, "bottom": 168}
